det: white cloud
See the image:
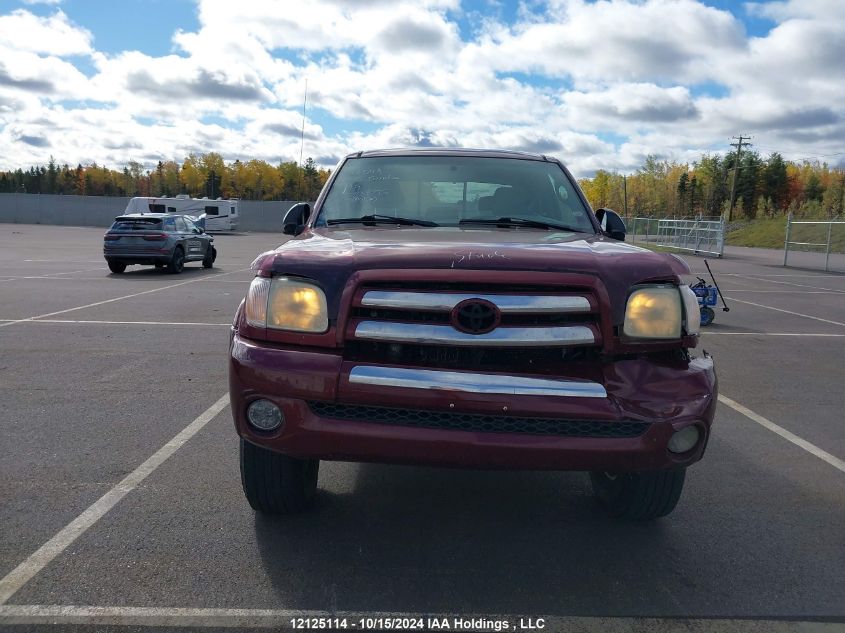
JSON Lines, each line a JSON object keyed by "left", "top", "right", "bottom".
{"left": 0, "top": 9, "right": 91, "bottom": 56}
{"left": 1, "top": 1, "right": 845, "bottom": 175}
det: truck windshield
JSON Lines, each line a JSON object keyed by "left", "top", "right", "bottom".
{"left": 317, "top": 155, "right": 596, "bottom": 233}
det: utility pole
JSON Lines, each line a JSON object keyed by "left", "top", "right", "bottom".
{"left": 623, "top": 174, "right": 628, "bottom": 217}
{"left": 299, "top": 78, "right": 308, "bottom": 201}
{"left": 727, "top": 134, "right": 751, "bottom": 222}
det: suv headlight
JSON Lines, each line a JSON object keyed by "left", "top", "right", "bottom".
{"left": 245, "top": 277, "right": 328, "bottom": 333}
{"left": 623, "top": 285, "right": 682, "bottom": 339}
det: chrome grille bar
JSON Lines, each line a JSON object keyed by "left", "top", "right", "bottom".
{"left": 353, "top": 321, "right": 596, "bottom": 347}
{"left": 349, "top": 366, "right": 607, "bottom": 398}
{"left": 360, "top": 291, "right": 591, "bottom": 313}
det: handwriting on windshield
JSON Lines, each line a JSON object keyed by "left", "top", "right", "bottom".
{"left": 341, "top": 182, "right": 390, "bottom": 202}
{"left": 451, "top": 250, "right": 509, "bottom": 268}
{"left": 361, "top": 168, "right": 398, "bottom": 182}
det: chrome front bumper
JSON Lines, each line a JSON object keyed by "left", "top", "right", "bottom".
{"left": 348, "top": 365, "right": 607, "bottom": 398}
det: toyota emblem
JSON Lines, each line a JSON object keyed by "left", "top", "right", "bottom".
{"left": 451, "top": 298, "right": 500, "bottom": 334}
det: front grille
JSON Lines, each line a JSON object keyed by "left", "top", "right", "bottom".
{"left": 345, "top": 280, "right": 606, "bottom": 375}
{"left": 309, "top": 401, "right": 648, "bottom": 438}
{"left": 344, "top": 340, "right": 598, "bottom": 371}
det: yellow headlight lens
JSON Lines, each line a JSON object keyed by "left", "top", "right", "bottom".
{"left": 623, "top": 286, "right": 682, "bottom": 339}
{"left": 267, "top": 278, "right": 328, "bottom": 333}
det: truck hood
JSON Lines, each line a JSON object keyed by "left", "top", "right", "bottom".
{"left": 254, "top": 227, "right": 691, "bottom": 324}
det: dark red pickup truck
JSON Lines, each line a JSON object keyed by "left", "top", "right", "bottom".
{"left": 229, "top": 148, "right": 716, "bottom": 520}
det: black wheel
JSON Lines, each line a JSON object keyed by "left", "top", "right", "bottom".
{"left": 590, "top": 469, "right": 686, "bottom": 520}
{"left": 167, "top": 247, "right": 185, "bottom": 274}
{"left": 700, "top": 307, "right": 715, "bottom": 326}
{"left": 202, "top": 246, "right": 214, "bottom": 269}
{"left": 107, "top": 261, "right": 126, "bottom": 274}
{"left": 240, "top": 439, "right": 319, "bottom": 514}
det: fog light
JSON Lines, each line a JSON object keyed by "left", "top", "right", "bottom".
{"left": 668, "top": 425, "right": 700, "bottom": 453}
{"left": 246, "top": 399, "right": 283, "bottom": 431}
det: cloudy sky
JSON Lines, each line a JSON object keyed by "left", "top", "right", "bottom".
{"left": 0, "top": 0, "right": 843, "bottom": 177}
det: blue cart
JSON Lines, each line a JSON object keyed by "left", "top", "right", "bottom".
{"left": 690, "top": 260, "right": 730, "bottom": 326}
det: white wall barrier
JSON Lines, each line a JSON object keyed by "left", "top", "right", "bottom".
{"left": 0, "top": 194, "right": 306, "bottom": 233}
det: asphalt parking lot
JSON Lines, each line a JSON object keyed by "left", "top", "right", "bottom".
{"left": 0, "top": 225, "right": 843, "bottom": 632}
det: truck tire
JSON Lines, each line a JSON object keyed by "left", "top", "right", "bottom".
{"left": 107, "top": 261, "right": 126, "bottom": 274}
{"left": 202, "top": 246, "right": 214, "bottom": 269}
{"left": 167, "top": 247, "right": 185, "bottom": 274}
{"left": 590, "top": 469, "right": 685, "bottom": 520}
{"left": 240, "top": 439, "right": 319, "bottom": 514}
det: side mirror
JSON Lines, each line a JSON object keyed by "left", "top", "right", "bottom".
{"left": 283, "top": 202, "right": 310, "bottom": 236}
{"left": 595, "top": 208, "right": 626, "bottom": 241}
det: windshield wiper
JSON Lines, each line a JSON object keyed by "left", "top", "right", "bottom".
{"left": 459, "top": 216, "right": 584, "bottom": 232}
{"left": 326, "top": 214, "right": 438, "bottom": 227}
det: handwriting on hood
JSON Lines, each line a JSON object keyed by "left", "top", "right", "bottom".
{"left": 451, "top": 250, "right": 509, "bottom": 268}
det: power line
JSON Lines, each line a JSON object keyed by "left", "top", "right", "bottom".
{"left": 744, "top": 144, "right": 844, "bottom": 162}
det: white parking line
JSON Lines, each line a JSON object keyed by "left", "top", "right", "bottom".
{"left": 723, "top": 297, "right": 845, "bottom": 327}
{"left": 0, "top": 266, "right": 107, "bottom": 283}
{"left": 727, "top": 274, "right": 845, "bottom": 293}
{"left": 0, "top": 394, "right": 230, "bottom": 605}
{"left": 0, "top": 276, "right": 252, "bottom": 282}
{"left": 704, "top": 273, "right": 842, "bottom": 278}
{"left": 723, "top": 290, "right": 843, "bottom": 294}
{"left": 719, "top": 395, "right": 845, "bottom": 474}
{"left": 701, "top": 332, "right": 845, "bottom": 337}
{"left": 0, "top": 319, "right": 232, "bottom": 326}
{"left": 0, "top": 268, "right": 250, "bottom": 329}
{"left": 0, "top": 605, "right": 838, "bottom": 631}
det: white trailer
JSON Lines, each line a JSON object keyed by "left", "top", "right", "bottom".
{"left": 123, "top": 195, "right": 239, "bottom": 232}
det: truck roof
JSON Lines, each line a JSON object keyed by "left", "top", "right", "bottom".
{"left": 347, "top": 147, "right": 552, "bottom": 161}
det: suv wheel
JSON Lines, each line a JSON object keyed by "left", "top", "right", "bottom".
{"left": 107, "top": 261, "right": 126, "bottom": 274}
{"left": 167, "top": 247, "right": 185, "bottom": 274}
{"left": 590, "top": 469, "right": 685, "bottom": 520}
{"left": 240, "top": 439, "right": 319, "bottom": 514}
{"left": 202, "top": 246, "right": 214, "bottom": 269}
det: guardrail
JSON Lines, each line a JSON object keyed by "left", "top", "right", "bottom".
{"left": 783, "top": 214, "right": 845, "bottom": 271}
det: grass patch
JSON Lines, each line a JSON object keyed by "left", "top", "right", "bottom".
{"left": 727, "top": 218, "right": 786, "bottom": 249}
{"left": 728, "top": 217, "right": 845, "bottom": 253}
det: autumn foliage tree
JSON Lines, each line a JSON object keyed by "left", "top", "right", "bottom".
{"left": 0, "top": 153, "right": 332, "bottom": 201}
{"left": 578, "top": 152, "right": 845, "bottom": 220}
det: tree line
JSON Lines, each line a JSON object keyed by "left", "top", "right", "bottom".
{"left": 3, "top": 149, "right": 843, "bottom": 220}
{"left": 0, "top": 153, "right": 331, "bottom": 202}
{"left": 578, "top": 152, "right": 845, "bottom": 220}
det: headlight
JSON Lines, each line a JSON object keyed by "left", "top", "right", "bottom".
{"left": 245, "top": 276, "right": 328, "bottom": 333}
{"left": 623, "top": 286, "right": 682, "bottom": 339}
{"left": 680, "top": 285, "right": 701, "bottom": 335}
